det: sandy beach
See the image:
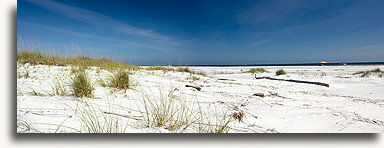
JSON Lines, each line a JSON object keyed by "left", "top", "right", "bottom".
{"left": 16, "top": 63, "right": 384, "bottom": 133}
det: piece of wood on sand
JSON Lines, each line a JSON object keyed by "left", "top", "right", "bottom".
{"left": 185, "top": 85, "right": 201, "bottom": 91}
{"left": 255, "top": 76, "right": 330, "bottom": 87}
{"left": 217, "top": 78, "right": 236, "bottom": 81}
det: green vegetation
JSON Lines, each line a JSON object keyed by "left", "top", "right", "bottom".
{"left": 353, "top": 68, "right": 384, "bottom": 77}
{"left": 23, "top": 70, "right": 30, "bottom": 78}
{"left": 175, "top": 67, "right": 207, "bottom": 76}
{"left": 197, "top": 111, "right": 232, "bottom": 133}
{"left": 276, "top": 69, "right": 287, "bottom": 76}
{"left": 17, "top": 50, "right": 140, "bottom": 71}
{"left": 213, "top": 115, "right": 232, "bottom": 133}
{"left": 17, "top": 50, "right": 239, "bottom": 133}
{"left": 108, "top": 70, "right": 136, "bottom": 90}
{"left": 146, "top": 66, "right": 207, "bottom": 76}
{"left": 70, "top": 70, "right": 94, "bottom": 98}
{"left": 245, "top": 68, "right": 268, "bottom": 73}
{"left": 146, "top": 66, "right": 175, "bottom": 72}
{"left": 138, "top": 89, "right": 233, "bottom": 133}
{"left": 176, "top": 67, "right": 192, "bottom": 73}
{"left": 31, "top": 89, "right": 46, "bottom": 97}
{"left": 140, "top": 90, "right": 198, "bottom": 132}
{"left": 50, "top": 77, "right": 68, "bottom": 96}
{"left": 73, "top": 99, "right": 128, "bottom": 133}
{"left": 97, "top": 78, "right": 108, "bottom": 87}
{"left": 17, "top": 50, "right": 209, "bottom": 77}
{"left": 215, "top": 71, "right": 236, "bottom": 74}
{"left": 17, "top": 119, "right": 34, "bottom": 133}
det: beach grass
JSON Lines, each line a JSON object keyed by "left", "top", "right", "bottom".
{"left": 70, "top": 70, "right": 95, "bottom": 98}
{"left": 73, "top": 99, "right": 128, "bottom": 133}
{"left": 245, "top": 68, "right": 268, "bottom": 73}
{"left": 50, "top": 76, "right": 68, "bottom": 96}
{"left": 276, "top": 69, "right": 287, "bottom": 76}
{"left": 146, "top": 66, "right": 175, "bottom": 72}
{"left": 145, "top": 66, "right": 207, "bottom": 76}
{"left": 136, "top": 89, "right": 203, "bottom": 132}
{"left": 17, "top": 50, "right": 140, "bottom": 71}
{"left": 17, "top": 50, "right": 210, "bottom": 77}
{"left": 353, "top": 68, "right": 384, "bottom": 77}
{"left": 176, "top": 67, "right": 207, "bottom": 76}
{"left": 197, "top": 110, "right": 232, "bottom": 133}
{"left": 108, "top": 70, "right": 136, "bottom": 90}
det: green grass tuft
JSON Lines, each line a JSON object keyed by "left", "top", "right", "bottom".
{"left": 139, "top": 90, "right": 199, "bottom": 132}
{"left": 245, "top": 68, "right": 268, "bottom": 73}
{"left": 72, "top": 99, "right": 128, "bottom": 133}
{"left": 108, "top": 70, "right": 135, "bottom": 90}
{"left": 70, "top": 71, "right": 94, "bottom": 98}
{"left": 176, "top": 67, "right": 207, "bottom": 77}
{"left": 276, "top": 69, "right": 287, "bottom": 76}
{"left": 50, "top": 77, "right": 68, "bottom": 96}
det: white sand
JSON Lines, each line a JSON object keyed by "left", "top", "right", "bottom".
{"left": 17, "top": 63, "right": 384, "bottom": 133}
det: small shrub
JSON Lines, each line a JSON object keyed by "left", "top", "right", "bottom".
{"left": 246, "top": 68, "right": 268, "bottom": 73}
{"left": 70, "top": 71, "right": 94, "bottom": 98}
{"left": 276, "top": 69, "right": 286, "bottom": 76}
{"left": 176, "top": 67, "right": 192, "bottom": 73}
{"left": 371, "top": 68, "right": 381, "bottom": 73}
{"left": 108, "top": 70, "right": 134, "bottom": 90}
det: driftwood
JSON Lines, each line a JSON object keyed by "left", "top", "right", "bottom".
{"left": 253, "top": 93, "right": 265, "bottom": 97}
{"left": 185, "top": 85, "right": 201, "bottom": 91}
{"left": 255, "top": 76, "right": 330, "bottom": 87}
{"left": 217, "top": 78, "right": 236, "bottom": 81}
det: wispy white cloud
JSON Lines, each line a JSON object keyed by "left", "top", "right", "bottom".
{"left": 23, "top": 0, "right": 181, "bottom": 53}
{"left": 20, "top": 22, "right": 176, "bottom": 53}
{"left": 20, "top": 22, "right": 117, "bottom": 42}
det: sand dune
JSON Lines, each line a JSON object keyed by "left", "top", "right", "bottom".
{"left": 17, "top": 63, "right": 384, "bottom": 133}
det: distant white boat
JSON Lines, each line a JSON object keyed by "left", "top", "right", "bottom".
{"left": 319, "top": 61, "right": 327, "bottom": 66}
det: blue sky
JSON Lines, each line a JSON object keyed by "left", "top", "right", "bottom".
{"left": 18, "top": 0, "right": 384, "bottom": 65}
